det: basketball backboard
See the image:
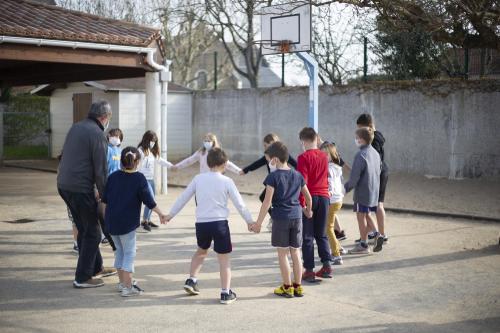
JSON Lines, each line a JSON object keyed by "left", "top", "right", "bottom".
{"left": 259, "top": 2, "right": 311, "bottom": 55}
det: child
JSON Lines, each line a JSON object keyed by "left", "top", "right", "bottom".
{"left": 107, "top": 128, "right": 123, "bottom": 175}
{"left": 344, "top": 127, "right": 381, "bottom": 254}
{"left": 175, "top": 133, "right": 242, "bottom": 174}
{"left": 320, "top": 141, "right": 346, "bottom": 265}
{"left": 137, "top": 130, "right": 175, "bottom": 232}
{"left": 240, "top": 133, "right": 298, "bottom": 231}
{"left": 251, "top": 142, "right": 312, "bottom": 298}
{"left": 356, "top": 114, "right": 389, "bottom": 248}
{"left": 297, "top": 127, "right": 332, "bottom": 282}
{"left": 165, "top": 148, "right": 254, "bottom": 305}
{"left": 102, "top": 146, "right": 167, "bottom": 297}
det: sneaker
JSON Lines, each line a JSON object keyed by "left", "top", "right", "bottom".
{"left": 118, "top": 280, "right": 137, "bottom": 293}
{"left": 142, "top": 221, "right": 151, "bottom": 232}
{"left": 274, "top": 285, "right": 294, "bottom": 298}
{"left": 148, "top": 221, "right": 159, "bottom": 228}
{"left": 73, "top": 278, "right": 104, "bottom": 288}
{"left": 335, "top": 230, "right": 347, "bottom": 241}
{"left": 340, "top": 247, "right": 348, "bottom": 255}
{"left": 293, "top": 285, "right": 304, "bottom": 297}
{"left": 331, "top": 256, "right": 343, "bottom": 265}
{"left": 349, "top": 243, "right": 370, "bottom": 254}
{"left": 302, "top": 271, "right": 321, "bottom": 283}
{"left": 72, "top": 244, "right": 79, "bottom": 254}
{"left": 315, "top": 265, "right": 333, "bottom": 278}
{"left": 368, "top": 231, "right": 377, "bottom": 240}
{"left": 355, "top": 238, "right": 375, "bottom": 245}
{"left": 266, "top": 218, "right": 273, "bottom": 231}
{"left": 121, "top": 285, "right": 143, "bottom": 297}
{"left": 220, "top": 290, "right": 237, "bottom": 304}
{"left": 94, "top": 267, "right": 117, "bottom": 278}
{"left": 373, "top": 234, "right": 384, "bottom": 252}
{"left": 383, "top": 235, "right": 389, "bottom": 242}
{"left": 183, "top": 278, "right": 200, "bottom": 295}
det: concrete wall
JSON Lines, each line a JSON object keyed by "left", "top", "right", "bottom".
{"left": 192, "top": 80, "right": 500, "bottom": 179}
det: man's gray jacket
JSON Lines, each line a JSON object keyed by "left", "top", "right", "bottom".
{"left": 57, "top": 117, "right": 108, "bottom": 196}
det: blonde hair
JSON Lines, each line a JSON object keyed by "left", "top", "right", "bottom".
{"left": 263, "top": 133, "right": 280, "bottom": 144}
{"left": 200, "top": 132, "right": 221, "bottom": 154}
{"left": 320, "top": 142, "right": 341, "bottom": 165}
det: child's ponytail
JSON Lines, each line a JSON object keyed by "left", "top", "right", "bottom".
{"left": 121, "top": 146, "right": 140, "bottom": 170}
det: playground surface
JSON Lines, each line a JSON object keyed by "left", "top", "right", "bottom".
{"left": 0, "top": 167, "right": 499, "bottom": 333}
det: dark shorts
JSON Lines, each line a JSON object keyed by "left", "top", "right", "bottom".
{"left": 353, "top": 203, "right": 378, "bottom": 213}
{"left": 195, "top": 220, "right": 232, "bottom": 254}
{"left": 379, "top": 168, "right": 389, "bottom": 203}
{"left": 271, "top": 218, "right": 302, "bottom": 248}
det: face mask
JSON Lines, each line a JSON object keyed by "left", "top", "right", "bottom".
{"left": 203, "top": 141, "right": 213, "bottom": 150}
{"left": 149, "top": 141, "right": 156, "bottom": 149}
{"left": 268, "top": 159, "right": 277, "bottom": 172}
{"left": 109, "top": 137, "right": 120, "bottom": 146}
{"left": 355, "top": 138, "right": 363, "bottom": 147}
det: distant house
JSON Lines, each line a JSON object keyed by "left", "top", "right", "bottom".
{"left": 175, "top": 42, "right": 281, "bottom": 90}
{"left": 32, "top": 78, "right": 192, "bottom": 160}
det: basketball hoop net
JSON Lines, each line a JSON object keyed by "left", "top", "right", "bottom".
{"left": 278, "top": 40, "right": 292, "bottom": 54}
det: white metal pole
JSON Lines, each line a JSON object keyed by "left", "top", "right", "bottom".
{"left": 160, "top": 60, "right": 172, "bottom": 194}
{"left": 145, "top": 71, "right": 162, "bottom": 192}
{"left": 297, "top": 52, "right": 319, "bottom": 131}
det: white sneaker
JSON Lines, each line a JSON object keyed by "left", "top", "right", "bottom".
{"left": 340, "top": 247, "right": 348, "bottom": 255}
{"left": 121, "top": 285, "right": 143, "bottom": 297}
{"left": 348, "top": 243, "right": 370, "bottom": 255}
{"left": 331, "top": 256, "right": 343, "bottom": 265}
{"left": 117, "top": 280, "right": 137, "bottom": 293}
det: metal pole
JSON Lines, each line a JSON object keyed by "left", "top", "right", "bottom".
{"left": 214, "top": 51, "right": 218, "bottom": 90}
{"left": 297, "top": 52, "right": 319, "bottom": 131}
{"left": 363, "top": 36, "right": 368, "bottom": 83}
{"left": 160, "top": 60, "right": 172, "bottom": 195}
{"left": 281, "top": 53, "right": 285, "bottom": 87}
{"left": 0, "top": 106, "right": 3, "bottom": 166}
{"left": 464, "top": 48, "right": 469, "bottom": 80}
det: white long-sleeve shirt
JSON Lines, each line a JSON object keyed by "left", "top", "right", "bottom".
{"left": 175, "top": 150, "right": 242, "bottom": 174}
{"left": 328, "top": 162, "right": 344, "bottom": 204}
{"left": 169, "top": 171, "right": 253, "bottom": 224}
{"left": 138, "top": 147, "right": 173, "bottom": 180}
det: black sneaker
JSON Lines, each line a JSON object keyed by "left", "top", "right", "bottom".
{"left": 220, "top": 290, "right": 237, "bottom": 304}
{"left": 142, "top": 222, "right": 151, "bottom": 232}
{"left": 335, "top": 230, "right": 347, "bottom": 241}
{"left": 373, "top": 234, "right": 384, "bottom": 252}
{"left": 183, "top": 278, "right": 200, "bottom": 295}
{"left": 148, "top": 221, "right": 159, "bottom": 228}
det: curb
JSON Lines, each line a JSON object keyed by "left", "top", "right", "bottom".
{"left": 4, "top": 163, "right": 499, "bottom": 223}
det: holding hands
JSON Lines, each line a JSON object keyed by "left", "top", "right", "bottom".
{"left": 303, "top": 207, "right": 313, "bottom": 219}
{"left": 248, "top": 222, "right": 262, "bottom": 234}
{"left": 160, "top": 214, "right": 172, "bottom": 225}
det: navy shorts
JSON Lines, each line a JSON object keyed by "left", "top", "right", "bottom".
{"left": 353, "top": 203, "right": 377, "bottom": 213}
{"left": 195, "top": 220, "right": 232, "bottom": 254}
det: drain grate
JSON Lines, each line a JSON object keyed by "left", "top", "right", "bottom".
{"left": 3, "top": 218, "right": 37, "bottom": 224}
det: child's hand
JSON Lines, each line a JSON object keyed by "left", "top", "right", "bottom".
{"left": 247, "top": 223, "right": 255, "bottom": 232}
{"left": 239, "top": 170, "right": 245, "bottom": 176}
{"left": 161, "top": 214, "right": 171, "bottom": 224}
{"left": 303, "top": 208, "right": 313, "bottom": 219}
{"left": 252, "top": 223, "right": 262, "bottom": 234}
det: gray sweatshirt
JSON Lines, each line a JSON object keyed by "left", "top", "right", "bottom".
{"left": 57, "top": 117, "right": 108, "bottom": 196}
{"left": 344, "top": 145, "right": 381, "bottom": 207}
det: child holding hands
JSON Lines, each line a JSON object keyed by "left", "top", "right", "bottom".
{"left": 251, "top": 142, "right": 312, "bottom": 298}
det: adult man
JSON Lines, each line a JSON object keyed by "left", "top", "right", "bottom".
{"left": 58, "top": 100, "right": 116, "bottom": 288}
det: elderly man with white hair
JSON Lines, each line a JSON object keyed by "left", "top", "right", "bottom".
{"left": 58, "top": 100, "right": 116, "bottom": 288}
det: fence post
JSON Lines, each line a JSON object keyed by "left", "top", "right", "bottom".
{"left": 0, "top": 105, "right": 3, "bottom": 165}
{"left": 464, "top": 48, "right": 469, "bottom": 80}
{"left": 363, "top": 37, "right": 368, "bottom": 83}
{"left": 214, "top": 51, "right": 218, "bottom": 90}
{"left": 281, "top": 53, "right": 285, "bottom": 87}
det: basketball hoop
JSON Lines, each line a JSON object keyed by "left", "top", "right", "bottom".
{"left": 278, "top": 40, "right": 292, "bottom": 54}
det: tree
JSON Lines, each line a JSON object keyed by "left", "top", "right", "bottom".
{"left": 374, "top": 16, "right": 441, "bottom": 80}
{"left": 307, "top": 0, "right": 500, "bottom": 51}
{"left": 204, "top": 0, "right": 271, "bottom": 88}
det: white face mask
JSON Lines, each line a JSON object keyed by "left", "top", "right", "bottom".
{"left": 149, "top": 141, "right": 156, "bottom": 149}
{"left": 268, "top": 159, "right": 277, "bottom": 172}
{"left": 109, "top": 137, "right": 120, "bottom": 146}
{"left": 203, "top": 141, "right": 213, "bottom": 150}
{"left": 355, "top": 138, "right": 363, "bottom": 147}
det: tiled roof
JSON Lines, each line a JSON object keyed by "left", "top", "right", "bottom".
{"left": 0, "top": 0, "right": 162, "bottom": 47}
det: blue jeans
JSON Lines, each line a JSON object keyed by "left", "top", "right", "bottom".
{"left": 142, "top": 179, "right": 155, "bottom": 221}
{"left": 111, "top": 230, "right": 136, "bottom": 273}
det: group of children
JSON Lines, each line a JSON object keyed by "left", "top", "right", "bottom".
{"left": 92, "top": 113, "right": 389, "bottom": 304}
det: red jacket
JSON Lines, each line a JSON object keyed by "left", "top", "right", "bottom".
{"left": 297, "top": 149, "right": 330, "bottom": 206}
